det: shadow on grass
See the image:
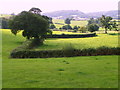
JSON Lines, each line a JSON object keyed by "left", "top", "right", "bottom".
{"left": 108, "top": 33, "right": 120, "bottom": 36}
{"left": 15, "top": 41, "right": 23, "bottom": 45}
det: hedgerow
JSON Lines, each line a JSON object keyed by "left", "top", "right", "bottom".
{"left": 10, "top": 46, "right": 120, "bottom": 58}
{"left": 44, "top": 33, "right": 96, "bottom": 38}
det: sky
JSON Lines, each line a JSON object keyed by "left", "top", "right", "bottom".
{"left": 0, "top": 0, "right": 119, "bottom": 14}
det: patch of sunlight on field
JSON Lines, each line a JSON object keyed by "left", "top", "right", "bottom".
{"left": 0, "top": 29, "right": 23, "bottom": 35}
{"left": 53, "top": 31, "right": 85, "bottom": 34}
{"left": 71, "top": 20, "right": 88, "bottom": 27}
{"left": 35, "top": 34, "right": 118, "bottom": 50}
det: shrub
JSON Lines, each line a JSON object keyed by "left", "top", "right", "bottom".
{"left": 44, "top": 33, "right": 97, "bottom": 38}
{"left": 10, "top": 46, "right": 120, "bottom": 58}
{"left": 49, "top": 24, "right": 56, "bottom": 29}
{"left": 62, "top": 44, "right": 75, "bottom": 57}
{"left": 73, "top": 26, "right": 79, "bottom": 30}
{"left": 78, "top": 26, "right": 87, "bottom": 33}
{"left": 87, "top": 24, "right": 99, "bottom": 32}
{"left": 61, "top": 25, "right": 72, "bottom": 30}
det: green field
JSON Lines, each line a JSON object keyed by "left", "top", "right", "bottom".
{"left": 36, "top": 31, "right": 118, "bottom": 50}
{"left": 2, "top": 29, "right": 118, "bottom": 88}
{"left": 52, "top": 19, "right": 119, "bottom": 32}
{"left": 53, "top": 19, "right": 88, "bottom": 28}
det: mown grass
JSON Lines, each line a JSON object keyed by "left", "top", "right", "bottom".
{"left": 1, "top": 29, "right": 118, "bottom": 88}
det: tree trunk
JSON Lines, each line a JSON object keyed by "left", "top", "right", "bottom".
{"left": 105, "top": 28, "right": 107, "bottom": 34}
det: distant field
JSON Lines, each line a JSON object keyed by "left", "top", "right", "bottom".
{"left": 2, "top": 29, "right": 118, "bottom": 88}
{"left": 52, "top": 19, "right": 119, "bottom": 31}
{"left": 53, "top": 19, "right": 88, "bottom": 28}
{"left": 52, "top": 31, "right": 88, "bottom": 34}
{"left": 0, "top": 14, "right": 11, "bottom": 18}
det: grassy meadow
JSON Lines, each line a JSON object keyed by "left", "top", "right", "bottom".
{"left": 53, "top": 19, "right": 88, "bottom": 28}
{"left": 1, "top": 29, "right": 118, "bottom": 88}
{"left": 36, "top": 30, "right": 119, "bottom": 50}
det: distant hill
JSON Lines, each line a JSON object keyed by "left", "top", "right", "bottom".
{"left": 43, "top": 10, "right": 89, "bottom": 19}
{"left": 43, "top": 10, "right": 118, "bottom": 19}
{"left": 87, "top": 10, "right": 118, "bottom": 18}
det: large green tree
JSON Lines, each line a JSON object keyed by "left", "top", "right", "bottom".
{"left": 99, "top": 15, "right": 113, "bottom": 34}
{"left": 9, "top": 11, "right": 49, "bottom": 41}
{"left": 87, "top": 24, "right": 99, "bottom": 33}
{"left": 88, "top": 18, "right": 100, "bottom": 26}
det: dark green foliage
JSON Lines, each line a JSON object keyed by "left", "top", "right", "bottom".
{"left": 45, "top": 33, "right": 96, "bottom": 38}
{"left": 49, "top": 17, "right": 53, "bottom": 24}
{"left": 62, "top": 44, "right": 75, "bottom": 57}
{"left": 73, "top": 26, "right": 79, "bottom": 30}
{"left": 49, "top": 24, "right": 56, "bottom": 29}
{"left": 88, "top": 18, "right": 100, "bottom": 26}
{"left": 12, "top": 39, "right": 43, "bottom": 52}
{"left": 65, "top": 18, "right": 71, "bottom": 24}
{"left": 10, "top": 46, "right": 120, "bottom": 58}
{"left": 78, "top": 26, "right": 87, "bottom": 33}
{"left": 42, "top": 15, "right": 53, "bottom": 24}
{"left": 9, "top": 10, "right": 49, "bottom": 40}
{"left": 47, "top": 29, "right": 53, "bottom": 35}
{"left": 1, "top": 18, "right": 8, "bottom": 29}
{"left": 99, "top": 15, "right": 113, "bottom": 33}
{"left": 87, "top": 24, "right": 99, "bottom": 32}
{"left": 62, "top": 25, "right": 67, "bottom": 30}
{"left": 29, "top": 7, "right": 42, "bottom": 15}
{"left": 111, "top": 20, "right": 118, "bottom": 31}
{"left": 61, "top": 25, "right": 72, "bottom": 30}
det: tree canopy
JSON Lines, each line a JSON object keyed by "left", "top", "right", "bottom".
{"left": 88, "top": 18, "right": 100, "bottom": 26}
{"left": 9, "top": 11, "right": 49, "bottom": 40}
{"left": 87, "top": 24, "right": 99, "bottom": 33}
{"left": 99, "top": 15, "right": 113, "bottom": 33}
{"left": 65, "top": 18, "right": 71, "bottom": 24}
{"left": 29, "top": 7, "right": 42, "bottom": 15}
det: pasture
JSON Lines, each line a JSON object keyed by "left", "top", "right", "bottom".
{"left": 53, "top": 19, "right": 88, "bottom": 28}
{"left": 36, "top": 31, "right": 118, "bottom": 50}
{"left": 1, "top": 29, "right": 118, "bottom": 88}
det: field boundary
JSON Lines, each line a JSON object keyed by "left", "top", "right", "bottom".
{"left": 10, "top": 47, "right": 120, "bottom": 58}
{"left": 44, "top": 33, "right": 96, "bottom": 38}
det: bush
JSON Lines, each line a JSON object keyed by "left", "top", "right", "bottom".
{"left": 61, "top": 25, "right": 72, "bottom": 30}
{"left": 78, "top": 26, "right": 87, "bottom": 33}
{"left": 47, "top": 29, "right": 52, "bottom": 35}
{"left": 1, "top": 18, "right": 9, "bottom": 29}
{"left": 44, "top": 33, "right": 97, "bottom": 38}
{"left": 73, "top": 26, "right": 79, "bottom": 30}
{"left": 49, "top": 24, "right": 56, "bottom": 29}
{"left": 62, "top": 44, "right": 75, "bottom": 57}
{"left": 10, "top": 46, "right": 120, "bottom": 58}
{"left": 12, "top": 39, "right": 43, "bottom": 53}
{"left": 87, "top": 24, "right": 99, "bottom": 32}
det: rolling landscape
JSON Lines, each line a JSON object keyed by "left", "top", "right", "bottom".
{"left": 43, "top": 10, "right": 118, "bottom": 19}
{"left": 0, "top": 0, "right": 119, "bottom": 89}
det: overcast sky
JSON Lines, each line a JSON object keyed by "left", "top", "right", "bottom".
{"left": 0, "top": 0, "right": 119, "bottom": 14}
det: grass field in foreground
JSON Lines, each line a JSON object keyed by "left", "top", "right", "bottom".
{"left": 2, "top": 29, "right": 118, "bottom": 88}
